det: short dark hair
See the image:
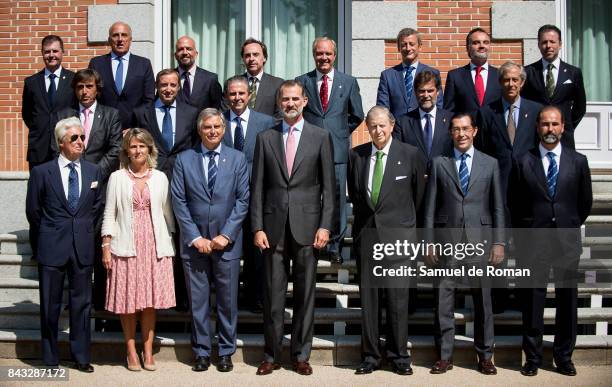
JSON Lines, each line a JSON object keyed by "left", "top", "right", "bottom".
{"left": 277, "top": 80, "right": 306, "bottom": 100}
{"left": 72, "top": 69, "right": 103, "bottom": 90}
{"left": 224, "top": 75, "right": 249, "bottom": 94}
{"left": 155, "top": 68, "right": 180, "bottom": 87}
{"left": 414, "top": 70, "right": 441, "bottom": 91}
{"left": 41, "top": 35, "right": 64, "bottom": 51}
{"left": 537, "top": 24, "right": 562, "bottom": 42}
{"left": 466, "top": 27, "right": 490, "bottom": 47}
{"left": 240, "top": 38, "right": 268, "bottom": 60}
{"left": 537, "top": 105, "right": 564, "bottom": 124}
{"left": 450, "top": 112, "right": 476, "bottom": 128}
{"left": 396, "top": 28, "right": 422, "bottom": 49}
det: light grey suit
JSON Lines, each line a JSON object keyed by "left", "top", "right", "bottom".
{"left": 423, "top": 148, "right": 504, "bottom": 361}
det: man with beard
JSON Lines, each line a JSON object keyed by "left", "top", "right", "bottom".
{"left": 444, "top": 28, "right": 502, "bottom": 115}
{"left": 174, "top": 35, "right": 222, "bottom": 111}
{"left": 251, "top": 80, "right": 335, "bottom": 376}
{"left": 509, "top": 106, "right": 592, "bottom": 377}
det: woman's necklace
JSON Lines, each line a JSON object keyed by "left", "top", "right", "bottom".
{"left": 127, "top": 167, "right": 150, "bottom": 179}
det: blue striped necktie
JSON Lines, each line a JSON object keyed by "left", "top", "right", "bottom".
{"left": 404, "top": 65, "right": 414, "bottom": 106}
{"left": 67, "top": 162, "right": 79, "bottom": 211}
{"left": 459, "top": 153, "right": 469, "bottom": 195}
{"left": 207, "top": 151, "right": 217, "bottom": 191}
{"left": 546, "top": 151, "right": 558, "bottom": 198}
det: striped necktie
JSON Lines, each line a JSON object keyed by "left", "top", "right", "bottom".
{"left": 459, "top": 153, "right": 469, "bottom": 195}
{"left": 207, "top": 151, "right": 217, "bottom": 191}
{"left": 546, "top": 151, "right": 558, "bottom": 199}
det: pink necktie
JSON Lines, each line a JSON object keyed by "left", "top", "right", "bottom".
{"left": 474, "top": 66, "right": 485, "bottom": 106}
{"left": 285, "top": 126, "right": 297, "bottom": 177}
{"left": 82, "top": 108, "right": 92, "bottom": 147}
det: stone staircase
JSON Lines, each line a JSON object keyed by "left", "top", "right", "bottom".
{"left": 0, "top": 175, "right": 611, "bottom": 366}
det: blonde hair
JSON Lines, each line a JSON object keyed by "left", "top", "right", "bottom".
{"left": 119, "top": 128, "right": 158, "bottom": 169}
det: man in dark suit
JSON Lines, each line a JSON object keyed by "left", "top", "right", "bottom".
{"left": 377, "top": 28, "right": 443, "bottom": 119}
{"left": 510, "top": 106, "right": 592, "bottom": 377}
{"left": 251, "top": 80, "right": 335, "bottom": 376}
{"left": 444, "top": 28, "right": 502, "bottom": 114}
{"left": 240, "top": 38, "right": 284, "bottom": 119}
{"left": 424, "top": 113, "right": 505, "bottom": 375}
{"left": 174, "top": 35, "right": 222, "bottom": 111}
{"left": 22, "top": 35, "right": 76, "bottom": 168}
{"left": 296, "top": 37, "right": 364, "bottom": 264}
{"left": 56, "top": 68, "right": 122, "bottom": 310}
{"left": 172, "top": 108, "right": 250, "bottom": 373}
{"left": 348, "top": 106, "right": 426, "bottom": 375}
{"left": 521, "top": 25, "right": 587, "bottom": 149}
{"left": 394, "top": 70, "right": 453, "bottom": 170}
{"left": 88, "top": 21, "right": 155, "bottom": 130}
{"left": 222, "top": 76, "right": 275, "bottom": 312}
{"left": 26, "top": 117, "right": 102, "bottom": 372}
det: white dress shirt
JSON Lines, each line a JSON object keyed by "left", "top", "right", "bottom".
{"left": 419, "top": 106, "right": 437, "bottom": 137}
{"left": 282, "top": 118, "right": 305, "bottom": 151}
{"left": 367, "top": 138, "right": 393, "bottom": 197}
{"left": 453, "top": 145, "right": 475, "bottom": 175}
{"left": 58, "top": 154, "right": 82, "bottom": 199}
{"left": 178, "top": 64, "right": 196, "bottom": 94}
{"left": 44, "top": 66, "right": 62, "bottom": 92}
{"left": 229, "top": 108, "right": 251, "bottom": 142}
{"left": 111, "top": 51, "right": 130, "bottom": 84}
{"left": 539, "top": 142, "right": 562, "bottom": 172}
{"left": 201, "top": 142, "right": 222, "bottom": 183}
{"left": 316, "top": 68, "right": 334, "bottom": 101}
{"left": 154, "top": 98, "right": 177, "bottom": 142}
{"left": 541, "top": 57, "right": 561, "bottom": 86}
{"left": 470, "top": 61, "right": 489, "bottom": 90}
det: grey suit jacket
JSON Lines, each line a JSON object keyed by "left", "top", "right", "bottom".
{"left": 57, "top": 103, "right": 122, "bottom": 182}
{"left": 424, "top": 149, "right": 505, "bottom": 245}
{"left": 295, "top": 70, "right": 364, "bottom": 164}
{"left": 250, "top": 121, "right": 336, "bottom": 246}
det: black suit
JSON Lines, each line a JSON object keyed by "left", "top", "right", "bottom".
{"left": 177, "top": 66, "right": 222, "bottom": 111}
{"left": 443, "top": 64, "right": 502, "bottom": 114}
{"left": 89, "top": 52, "right": 155, "bottom": 129}
{"left": 521, "top": 60, "right": 587, "bottom": 149}
{"left": 250, "top": 121, "right": 335, "bottom": 363}
{"left": 509, "top": 146, "right": 592, "bottom": 367}
{"left": 348, "top": 139, "right": 425, "bottom": 367}
{"left": 245, "top": 72, "right": 284, "bottom": 119}
{"left": 22, "top": 68, "right": 76, "bottom": 167}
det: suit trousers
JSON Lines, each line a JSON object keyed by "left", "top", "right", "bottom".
{"left": 434, "top": 276, "right": 494, "bottom": 361}
{"left": 263, "top": 222, "right": 317, "bottom": 363}
{"left": 182, "top": 255, "right": 240, "bottom": 357}
{"left": 242, "top": 217, "right": 264, "bottom": 304}
{"left": 38, "top": 254, "right": 93, "bottom": 365}
{"left": 328, "top": 163, "right": 347, "bottom": 255}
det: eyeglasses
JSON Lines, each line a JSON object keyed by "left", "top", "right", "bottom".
{"left": 68, "top": 134, "right": 86, "bottom": 143}
{"left": 450, "top": 127, "right": 475, "bottom": 135}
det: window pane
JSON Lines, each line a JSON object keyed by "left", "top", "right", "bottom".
{"left": 263, "top": 0, "right": 338, "bottom": 79}
{"left": 567, "top": 0, "right": 612, "bottom": 101}
{"left": 172, "top": 0, "right": 245, "bottom": 82}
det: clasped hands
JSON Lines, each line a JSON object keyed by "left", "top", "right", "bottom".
{"left": 254, "top": 228, "right": 330, "bottom": 250}
{"left": 193, "top": 235, "right": 229, "bottom": 254}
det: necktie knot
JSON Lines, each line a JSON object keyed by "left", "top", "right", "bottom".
{"left": 68, "top": 162, "right": 76, "bottom": 171}
{"left": 206, "top": 150, "right": 217, "bottom": 160}
{"left": 49, "top": 73, "right": 56, "bottom": 80}
{"left": 83, "top": 107, "right": 90, "bottom": 116}
{"left": 547, "top": 63, "right": 554, "bottom": 71}
{"left": 375, "top": 150, "right": 384, "bottom": 160}
{"left": 476, "top": 66, "right": 483, "bottom": 75}
{"left": 546, "top": 151, "right": 555, "bottom": 161}
{"left": 163, "top": 104, "right": 172, "bottom": 113}
{"left": 461, "top": 153, "right": 468, "bottom": 161}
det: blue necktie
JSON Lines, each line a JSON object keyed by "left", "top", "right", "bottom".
{"left": 207, "top": 151, "right": 217, "bottom": 191}
{"left": 459, "top": 153, "right": 469, "bottom": 195}
{"left": 67, "top": 162, "right": 79, "bottom": 211}
{"left": 47, "top": 73, "right": 56, "bottom": 107}
{"left": 423, "top": 113, "right": 433, "bottom": 155}
{"left": 115, "top": 56, "right": 124, "bottom": 94}
{"left": 546, "top": 151, "right": 558, "bottom": 199}
{"left": 233, "top": 117, "right": 245, "bottom": 152}
{"left": 404, "top": 65, "right": 414, "bottom": 107}
{"left": 162, "top": 105, "right": 173, "bottom": 151}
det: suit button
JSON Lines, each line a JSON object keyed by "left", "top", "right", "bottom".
{"left": 552, "top": 217, "right": 556, "bottom": 222}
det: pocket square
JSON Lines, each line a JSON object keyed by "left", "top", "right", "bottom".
{"left": 90, "top": 181, "right": 98, "bottom": 189}
{"left": 563, "top": 79, "right": 573, "bottom": 84}
{"left": 395, "top": 176, "right": 407, "bottom": 181}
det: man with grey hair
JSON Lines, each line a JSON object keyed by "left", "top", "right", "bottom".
{"left": 26, "top": 117, "right": 102, "bottom": 371}
{"left": 89, "top": 21, "right": 155, "bottom": 129}
{"left": 296, "top": 36, "right": 364, "bottom": 264}
{"left": 377, "top": 28, "right": 443, "bottom": 119}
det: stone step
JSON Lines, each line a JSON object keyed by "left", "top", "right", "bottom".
{"left": 0, "top": 329, "right": 610, "bottom": 366}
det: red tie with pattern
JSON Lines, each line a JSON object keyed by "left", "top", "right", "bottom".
{"left": 320, "top": 74, "right": 329, "bottom": 112}
{"left": 474, "top": 66, "right": 485, "bottom": 106}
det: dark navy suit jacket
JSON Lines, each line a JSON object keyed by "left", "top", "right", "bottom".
{"left": 176, "top": 66, "right": 222, "bottom": 111}
{"left": 443, "top": 63, "right": 502, "bottom": 114}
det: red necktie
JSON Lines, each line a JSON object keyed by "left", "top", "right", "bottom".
{"left": 474, "top": 66, "right": 485, "bottom": 106}
{"left": 320, "top": 74, "right": 329, "bottom": 112}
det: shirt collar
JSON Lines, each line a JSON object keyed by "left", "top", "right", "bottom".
{"left": 246, "top": 70, "right": 263, "bottom": 81}
{"left": 44, "top": 66, "right": 62, "bottom": 78}
{"left": 419, "top": 106, "right": 437, "bottom": 119}
{"left": 178, "top": 64, "right": 197, "bottom": 77}
{"left": 316, "top": 68, "right": 334, "bottom": 81}
{"left": 79, "top": 100, "right": 97, "bottom": 114}
{"left": 453, "top": 145, "right": 474, "bottom": 160}
{"left": 542, "top": 56, "right": 561, "bottom": 70}
{"left": 403, "top": 60, "right": 419, "bottom": 70}
{"left": 470, "top": 61, "right": 489, "bottom": 72}
{"left": 502, "top": 96, "right": 521, "bottom": 110}
{"left": 58, "top": 153, "right": 80, "bottom": 168}
{"left": 230, "top": 108, "right": 251, "bottom": 123}
{"left": 201, "top": 142, "right": 222, "bottom": 155}
{"left": 539, "top": 142, "right": 562, "bottom": 159}
{"left": 282, "top": 117, "right": 305, "bottom": 134}
{"left": 155, "top": 98, "right": 177, "bottom": 109}
{"left": 371, "top": 137, "right": 393, "bottom": 156}
{"left": 111, "top": 51, "right": 131, "bottom": 61}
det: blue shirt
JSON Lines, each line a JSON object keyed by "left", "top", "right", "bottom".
{"left": 502, "top": 96, "right": 521, "bottom": 127}
{"left": 111, "top": 51, "right": 130, "bottom": 84}
{"left": 453, "top": 145, "right": 475, "bottom": 175}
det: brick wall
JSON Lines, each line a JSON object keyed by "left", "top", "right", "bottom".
{"left": 351, "top": 0, "right": 523, "bottom": 147}
{"left": 0, "top": 0, "right": 117, "bottom": 171}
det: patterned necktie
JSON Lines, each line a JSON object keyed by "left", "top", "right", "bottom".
{"left": 115, "top": 56, "right": 124, "bottom": 94}
{"left": 423, "top": 113, "right": 433, "bottom": 155}
{"left": 248, "top": 77, "right": 257, "bottom": 108}
{"left": 207, "top": 151, "right": 217, "bottom": 191}
{"left": 546, "top": 151, "right": 558, "bottom": 199}
{"left": 546, "top": 63, "right": 555, "bottom": 98}
{"left": 67, "top": 162, "right": 79, "bottom": 211}
{"left": 182, "top": 71, "right": 191, "bottom": 101}
{"left": 162, "top": 105, "right": 173, "bottom": 151}
{"left": 233, "top": 117, "right": 245, "bottom": 152}
{"left": 371, "top": 150, "right": 384, "bottom": 206}
{"left": 82, "top": 108, "right": 92, "bottom": 147}
{"left": 285, "top": 126, "right": 297, "bottom": 177}
{"left": 47, "top": 73, "right": 57, "bottom": 107}
{"left": 459, "top": 153, "right": 469, "bottom": 195}
{"left": 320, "top": 74, "right": 329, "bottom": 112}
{"left": 474, "top": 66, "right": 485, "bottom": 106}
{"left": 507, "top": 104, "right": 516, "bottom": 145}
{"left": 404, "top": 65, "right": 414, "bottom": 106}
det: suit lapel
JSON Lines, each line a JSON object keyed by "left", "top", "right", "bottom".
{"left": 441, "top": 155, "right": 462, "bottom": 193}
{"left": 103, "top": 54, "right": 120, "bottom": 96}
{"left": 172, "top": 104, "right": 188, "bottom": 152}
{"left": 492, "top": 102, "right": 512, "bottom": 147}
{"left": 86, "top": 106, "right": 103, "bottom": 151}
{"left": 75, "top": 162, "right": 94, "bottom": 213}
{"left": 431, "top": 112, "right": 449, "bottom": 154}
{"left": 359, "top": 147, "right": 374, "bottom": 211}
{"left": 56, "top": 69, "right": 72, "bottom": 105}
{"left": 515, "top": 103, "right": 534, "bottom": 149}
{"left": 528, "top": 149, "right": 549, "bottom": 199}
{"left": 291, "top": 124, "right": 310, "bottom": 176}
{"left": 222, "top": 111, "right": 234, "bottom": 147}
{"left": 270, "top": 126, "right": 290, "bottom": 182}
{"left": 409, "top": 113, "right": 427, "bottom": 155}
{"left": 146, "top": 107, "right": 166, "bottom": 152}
{"left": 533, "top": 61, "right": 548, "bottom": 101}
{"left": 554, "top": 61, "right": 570, "bottom": 98}
{"left": 556, "top": 148, "right": 573, "bottom": 199}
{"left": 483, "top": 67, "right": 497, "bottom": 104}
{"left": 467, "top": 150, "right": 484, "bottom": 192}
{"left": 307, "top": 72, "right": 323, "bottom": 114}
{"left": 376, "top": 141, "right": 399, "bottom": 206}
{"left": 191, "top": 68, "right": 204, "bottom": 103}
{"left": 49, "top": 161, "right": 70, "bottom": 210}
{"left": 462, "top": 65, "right": 479, "bottom": 106}
{"left": 394, "top": 64, "right": 410, "bottom": 107}
{"left": 327, "top": 72, "right": 341, "bottom": 111}
{"left": 245, "top": 112, "right": 260, "bottom": 157}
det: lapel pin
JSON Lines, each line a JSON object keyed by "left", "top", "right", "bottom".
{"left": 563, "top": 68, "right": 567, "bottom": 72}
{"left": 397, "top": 161, "right": 401, "bottom": 165}
{"left": 222, "top": 158, "right": 226, "bottom": 163}
{"left": 443, "top": 118, "right": 447, "bottom": 123}
{"left": 339, "top": 85, "right": 342, "bottom": 89}
{"left": 524, "top": 113, "right": 528, "bottom": 118}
